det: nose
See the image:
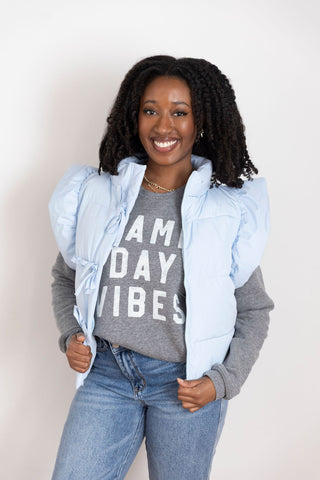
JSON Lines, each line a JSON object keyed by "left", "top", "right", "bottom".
{"left": 154, "top": 114, "right": 173, "bottom": 134}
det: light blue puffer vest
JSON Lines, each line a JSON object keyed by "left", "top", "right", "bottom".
{"left": 49, "top": 155, "right": 270, "bottom": 388}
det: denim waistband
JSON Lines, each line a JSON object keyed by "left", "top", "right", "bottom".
{"left": 95, "top": 336, "right": 124, "bottom": 352}
{"left": 94, "top": 336, "right": 186, "bottom": 366}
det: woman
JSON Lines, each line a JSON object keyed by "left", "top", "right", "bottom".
{"left": 49, "top": 55, "right": 274, "bottom": 479}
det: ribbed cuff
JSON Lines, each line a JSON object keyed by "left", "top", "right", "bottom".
{"left": 203, "top": 368, "right": 226, "bottom": 400}
{"left": 59, "top": 327, "right": 83, "bottom": 353}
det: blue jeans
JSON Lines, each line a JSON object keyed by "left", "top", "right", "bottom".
{"left": 52, "top": 339, "right": 228, "bottom": 480}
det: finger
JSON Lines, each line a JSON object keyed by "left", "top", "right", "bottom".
{"left": 177, "top": 377, "right": 186, "bottom": 385}
{"left": 187, "top": 407, "right": 200, "bottom": 413}
{"left": 76, "top": 333, "right": 86, "bottom": 343}
{"left": 68, "top": 358, "right": 91, "bottom": 369}
{"left": 69, "top": 333, "right": 84, "bottom": 344}
{"left": 177, "top": 387, "right": 201, "bottom": 399}
{"left": 181, "top": 401, "right": 201, "bottom": 412}
{"left": 180, "top": 397, "right": 200, "bottom": 407}
{"left": 177, "top": 378, "right": 202, "bottom": 388}
{"left": 69, "top": 333, "right": 86, "bottom": 346}
{"left": 67, "top": 351, "right": 92, "bottom": 363}
{"left": 181, "top": 401, "right": 198, "bottom": 409}
{"left": 69, "top": 363, "right": 91, "bottom": 373}
{"left": 68, "top": 357, "right": 91, "bottom": 371}
{"left": 177, "top": 387, "right": 196, "bottom": 398}
{"left": 68, "top": 343, "right": 92, "bottom": 355}
{"left": 178, "top": 393, "right": 197, "bottom": 403}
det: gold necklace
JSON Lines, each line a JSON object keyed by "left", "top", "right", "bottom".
{"left": 143, "top": 175, "right": 177, "bottom": 192}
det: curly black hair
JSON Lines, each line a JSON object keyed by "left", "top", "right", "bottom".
{"left": 99, "top": 55, "right": 258, "bottom": 188}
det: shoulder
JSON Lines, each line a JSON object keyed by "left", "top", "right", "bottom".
{"left": 236, "top": 178, "right": 269, "bottom": 205}
{"left": 206, "top": 177, "right": 268, "bottom": 212}
{"left": 56, "top": 164, "right": 98, "bottom": 189}
{"left": 48, "top": 165, "right": 111, "bottom": 268}
{"left": 49, "top": 165, "right": 97, "bottom": 206}
{"left": 235, "top": 178, "right": 270, "bottom": 227}
{"left": 49, "top": 165, "right": 113, "bottom": 210}
{"left": 79, "top": 168, "right": 112, "bottom": 201}
{"left": 208, "top": 177, "right": 268, "bottom": 201}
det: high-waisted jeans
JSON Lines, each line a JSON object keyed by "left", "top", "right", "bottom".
{"left": 52, "top": 338, "right": 228, "bottom": 480}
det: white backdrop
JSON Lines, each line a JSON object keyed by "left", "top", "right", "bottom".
{"left": 1, "top": 1, "right": 319, "bottom": 478}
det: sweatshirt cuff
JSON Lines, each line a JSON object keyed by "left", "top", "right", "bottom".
{"left": 59, "top": 327, "right": 84, "bottom": 353}
{"left": 203, "top": 368, "right": 226, "bottom": 400}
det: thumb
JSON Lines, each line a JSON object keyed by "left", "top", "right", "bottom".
{"left": 177, "top": 377, "right": 186, "bottom": 385}
{"left": 76, "top": 332, "right": 85, "bottom": 343}
{"left": 177, "top": 378, "right": 201, "bottom": 388}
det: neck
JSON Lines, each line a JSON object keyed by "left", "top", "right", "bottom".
{"left": 144, "top": 160, "right": 193, "bottom": 192}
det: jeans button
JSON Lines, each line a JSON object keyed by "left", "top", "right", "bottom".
{"left": 112, "top": 343, "right": 120, "bottom": 348}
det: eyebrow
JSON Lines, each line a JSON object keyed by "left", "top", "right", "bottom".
{"left": 142, "top": 100, "right": 191, "bottom": 107}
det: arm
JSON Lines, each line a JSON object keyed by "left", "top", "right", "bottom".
{"left": 51, "top": 252, "right": 83, "bottom": 352}
{"left": 178, "top": 266, "right": 274, "bottom": 410}
{"left": 204, "top": 266, "right": 274, "bottom": 399}
{"left": 51, "top": 252, "right": 92, "bottom": 372}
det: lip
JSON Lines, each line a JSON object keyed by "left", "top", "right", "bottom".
{"left": 151, "top": 137, "right": 180, "bottom": 153}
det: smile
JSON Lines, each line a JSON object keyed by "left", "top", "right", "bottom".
{"left": 152, "top": 139, "right": 179, "bottom": 152}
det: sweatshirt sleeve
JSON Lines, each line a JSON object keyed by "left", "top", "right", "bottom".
{"left": 51, "top": 252, "right": 83, "bottom": 352}
{"left": 203, "top": 266, "right": 274, "bottom": 400}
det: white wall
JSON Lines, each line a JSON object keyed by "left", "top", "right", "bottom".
{"left": 1, "top": 1, "right": 319, "bottom": 478}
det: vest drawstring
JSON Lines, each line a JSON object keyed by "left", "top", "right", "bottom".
{"left": 72, "top": 256, "right": 98, "bottom": 296}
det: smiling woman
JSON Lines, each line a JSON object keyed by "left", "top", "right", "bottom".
{"left": 138, "top": 76, "right": 197, "bottom": 191}
{"left": 49, "top": 55, "right": 274, "bottom": 479}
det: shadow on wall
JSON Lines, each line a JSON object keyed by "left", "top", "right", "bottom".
{"left": 1, "top": 66, "right": 148, "bottom": 479}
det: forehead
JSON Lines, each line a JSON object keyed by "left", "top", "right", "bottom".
{"left": 141, "top": 76, "right": 191, "bottom": 103}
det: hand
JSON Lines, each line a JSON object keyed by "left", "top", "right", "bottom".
{"left": 177, "top": 376, "right": 216, "bottom": 413}
{"left": 66, "top": 333, "right": 92, "bottom": 373}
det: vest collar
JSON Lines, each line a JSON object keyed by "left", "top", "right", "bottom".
{"left": 110, "top": 154, "right": 213, "bottom": 197}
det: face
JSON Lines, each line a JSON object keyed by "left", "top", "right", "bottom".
{"left": 138, "top": 76, "right": 197, "bottom": 169}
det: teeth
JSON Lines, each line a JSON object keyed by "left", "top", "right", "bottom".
{"left": 154, "top": 140, "right": 177, "bottom": 148}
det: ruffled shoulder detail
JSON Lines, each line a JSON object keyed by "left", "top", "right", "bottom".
{"left": 48, "top": 165, "right": 97, "bottom": 268}
{"left": 230, "top": 178, "right": 270, "bottom": 288}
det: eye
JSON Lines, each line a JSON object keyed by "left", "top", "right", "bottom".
{"left": 142, "top": 108, "right": 157, "bottom": 116}
{"left": 173, "top": 111, "right": 188, "bottom": 117}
